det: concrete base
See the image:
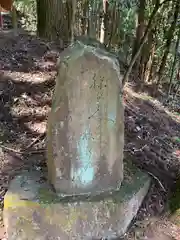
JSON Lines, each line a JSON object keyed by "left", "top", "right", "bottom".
{"left": 3, "top": 160, "right": 151, "bottom": 240}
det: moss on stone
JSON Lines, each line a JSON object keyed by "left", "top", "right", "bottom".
{"left": 4, "top": 193, "right": 39, "bottom": 209}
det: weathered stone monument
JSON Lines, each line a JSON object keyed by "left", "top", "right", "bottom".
{"left": 3, "top": 38, "right": 151, "bottom": 239}
{"left": 47, "top": 39, "right": 124, "bottom": 196}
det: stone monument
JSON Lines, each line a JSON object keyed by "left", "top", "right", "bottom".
{"left": 47, "top": 39, "right": 124, "bottom": 196}
{"left": 3, "top": 38, "right": 151, "bottom": 240}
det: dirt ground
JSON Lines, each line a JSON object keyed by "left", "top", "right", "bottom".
{"left": 0, "top": 30, "right": 179, "bottom": 240}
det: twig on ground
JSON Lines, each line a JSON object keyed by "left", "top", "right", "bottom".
{"left": 0, "top": 144, "right": 22, "bottom": 154}
{"left": 0, "top": 144, "right": 45, "bottom": 155}
{"left": 25, "top": 133, "right": 46, "bottom": 150}
{"left": 147, "top": 171, "right": 166, "bottom": 192}
{"left": 25, "top": 149, "right": 46, "bottom": 155}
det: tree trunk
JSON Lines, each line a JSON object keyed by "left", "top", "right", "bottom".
{"left": 141, "top": 27, "right": 155, "bottom": 84}
{"left": 156, "top": 0, "right": 180, "bottom": 88}
{"left": 144, "top": 42, "right": 155, "bottom": 83}
{"left": 81, "top": 0, "right": 89, "bottom": 35}
{"left": 173, "top": 81, "right": 180, "bottom": 99}
{"left": 100, "top": 0, "right": 108, "bottom": 44}
{"left": 36, "top": 0, "right": 69, "bottom": 42}
{"left": 71, "top": 0, "right": 76, "bottom": 42}
{"left": 87, "top": 0, "right": 96, "bottom": 38}
{"left": 147, "top": 54, "right": 156, "bottom": 83}
{"left": 132, "top": 0, "right": 146, "bottom": 85}
{"left": 168, "top": 26, "right": 180, "bottom": 97}
{"left": 11, "top": 5, "right": 17, "bottom": 35}
{"left": 132, "top": 0, "right": 146, "bottom": 59}
{"left": 122, "top": 0, "right": 161, "bottom": 87}
{"left": 107, "top": 1, "right": 117, "bottom": 49}
{"left": 122, "top": 0, "right": 171, "bottom": 87}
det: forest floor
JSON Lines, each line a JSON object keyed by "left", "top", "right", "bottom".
{"left": 0, "top": 29, "right": 179, "bottom": 240}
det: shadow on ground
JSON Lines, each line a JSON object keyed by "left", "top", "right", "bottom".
{"left": 124, "top": 87, "right": 180, "bottom": 222}
{"left": 131, "top": 81, "right": 180, "bottom": 114}
{"left": 0, "top": 74, "right": 56, "bottom": 172}
{"left": 0, "top": 30, "right": 60, "bottom": 200}
{"left": 125, "top": 87, "right": 180, "bottom": 181}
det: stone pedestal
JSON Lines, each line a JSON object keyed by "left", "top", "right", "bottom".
{"left": 3, "top": 160, "right": 150, "bottom": 240}
{"left": 3, "top": 38, "right": 151, "bottom": 239}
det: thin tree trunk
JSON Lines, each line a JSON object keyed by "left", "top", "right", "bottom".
{"left": 144, "top": 43, "right": 155, "bottom": 83}
{"left": 139, "top": 40, "right": 149, "bottom": 85}
{"left": 93, "top": 0, "right": 99, "bottom": 39}
{"left": 100, "top": 0, "right": 108, "bottom": 43}
{"left": 107, "top": 1, "right": 117, "bottom": 48}
{"left": 71, "top": 0, "right": 76, "bottom": 43}
{"left": 156, "top": 0, "right": 180, "bottom": 88}
{"left": 122, "top": 0, "right": 172, "bottom": 87}
{"left": 87, "top": 0, "right": 96, "bottom": 38}
{"left": 122, "top": 1, "right": 160, "bottom": 86}
{"left": 141, "top": 28, "right": 155, "bottom": 84}
{"left": 173, "top": 82, "right": 180, "bottom": 99}
{"left": 168, "top": 27, "right": 180, "bottom": 97}
{"left": 96, "top": 2, "right": 101, "bottom": 39}
{"left": 11, "top": 5, "right": 17, "bottom": 35}
{"left": 66, "top": 0, "right": 73, "bottom": 40}
{"left": 81, "top": 0, "right": 88, "bottom": 35}
{"left": 132, "top": 0, "right": 146, "bottom": 60}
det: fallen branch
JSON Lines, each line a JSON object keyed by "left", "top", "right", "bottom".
{"left": 0, "top": 144, "right": 22, "bottom": 154}
{"left": 25, "top": 133, "right": 46, "bottom": 150}
{"left": 147, "top": 171, "right": 166, "bottom": 192}
{"left": 0, "top": 144, "right": 45, "bottom": 155}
